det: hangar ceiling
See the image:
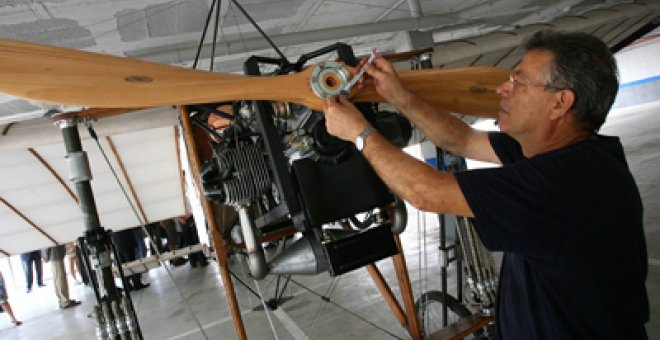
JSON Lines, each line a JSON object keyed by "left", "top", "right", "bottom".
{"left": 0, "top": 0, "right": 658, "bottom": 256}
{"left": 1, "top": 0, "right": 659, "bottom": 123}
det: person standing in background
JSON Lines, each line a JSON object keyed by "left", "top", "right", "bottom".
{"left": 66, "top": 242, "right": 82, "bottom": 285}
{"left": 43, "top": 245, "right": 81, "bottom": 309}
{"left": 0, "top": 270, "right": 22, "bottom": 326}
{"left": 178, "top": 214, "right": 209, "bottom": 268}
{"left": 161, "top": 218, "right": 187, "bottom": 266}
{"left": 112, "top": 228, "right": 150, "bottom": 291}
{"left": 19, "top": 250, "right": 45, "bottom": 293}
{"left": 133, "top": 227, "right": 148, "bottom": 260}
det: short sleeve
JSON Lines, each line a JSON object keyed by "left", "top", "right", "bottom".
{"left": 455, "top": 153, "right": 570, "bottom": 264}
{"left": 488, "top": 132, "right": 524, "bottom": 164}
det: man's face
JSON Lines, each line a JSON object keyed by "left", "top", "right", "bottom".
{"left": 495, "top": 50, "right": 558, "bottom": 139}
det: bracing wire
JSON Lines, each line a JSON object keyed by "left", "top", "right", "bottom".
{"left": 86, "top": 122, "right": 211, "bottom": 340}
{"left": 290, "top": 278, "right": 406, "bottom": 340}
{"left": 422, "top": 209, "right": 428, "bottom": 299}
{"left": 192, "top": 0, "right": 218, "bottom": 70}
{"left": 416, "top": 208, "right": 424, "bottom": 329}
{"left": 417, "top": 206, "right": 432, "bottom": 334}
{"left": 232, "top": 242, "right": 291, "bottom": 340}
{"left": 304, "top": 277, "right": 340, "bottom": 338}
{"left": 254, "top": 277, "right": 281, "bottom": 340}
{"left": 210, "top": 0, "right": 222, "bottom": 72}
{"left": 229, "top": 0, "right": 289, "bottom": 63}
{"left": 228, "top": 1, "right": 252, "bottom": 63}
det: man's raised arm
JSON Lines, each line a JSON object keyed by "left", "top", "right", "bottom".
{"left": 360, "top": 57, "right": 500, "bottom": 164}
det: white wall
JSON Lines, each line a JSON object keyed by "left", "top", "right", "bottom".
{"left": 612, "top": 27, "right": 660, "bottom": 109}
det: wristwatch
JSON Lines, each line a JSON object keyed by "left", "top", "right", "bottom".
{"left": 355, "top": 127, "right": 376, "bottom": 152}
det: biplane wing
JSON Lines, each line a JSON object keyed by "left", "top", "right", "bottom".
{"left": 0, "top": 108, "right": 186, "bottom": 255}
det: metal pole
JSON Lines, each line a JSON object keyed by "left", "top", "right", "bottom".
{"left": 58, "top": 119, "right": 117, "bottom": 295}
{"left": 59, "top": 119, "right": 101, "bottom": 232}
{"left": 57, "top": 118, "right": 142, "bottom": 340}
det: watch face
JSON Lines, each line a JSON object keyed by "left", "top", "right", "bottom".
{"left": 356, "top": 137, "right": 364, "bottom": 151}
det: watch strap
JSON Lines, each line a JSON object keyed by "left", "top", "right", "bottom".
{"left": 355, "top": 126, "right": 376, "bottom": 151}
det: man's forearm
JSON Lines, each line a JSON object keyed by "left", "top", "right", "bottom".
{"left": 393, "top": 90, "right": 474, "bottom": 157}
{"left": 360, "top": 131, "right": 473, "bottom": 217}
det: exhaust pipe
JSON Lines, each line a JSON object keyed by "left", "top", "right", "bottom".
{"left": 237, "top": 206, "right": 268, "bottom": 279}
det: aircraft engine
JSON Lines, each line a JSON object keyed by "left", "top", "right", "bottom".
{"left": 193, "top": 44, "right": 412, "bottom": 279}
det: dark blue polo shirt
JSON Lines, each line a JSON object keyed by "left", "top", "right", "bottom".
{"left": 455, "top": 132, "right": 649, "bottom": 339}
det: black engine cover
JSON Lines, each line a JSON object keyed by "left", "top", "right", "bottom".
{"left": 292, "top": 148, "right": 393, "bottom": 227}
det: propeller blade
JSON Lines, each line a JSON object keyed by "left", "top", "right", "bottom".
{"left": 0, "top": 38, "right": 327, "bottom": 110}
{"left": 0, "top": 38, "right": 506, "bottom": 119}
{"left": 351, "top": 67, "right": 508, "bottom": 119}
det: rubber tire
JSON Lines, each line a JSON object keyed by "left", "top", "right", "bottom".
{"left": 415, "top": 290, "right": 473, "bottom": 338}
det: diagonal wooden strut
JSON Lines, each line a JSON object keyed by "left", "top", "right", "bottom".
{"left": 178, "top": 106, "right": 247, "bottom": 340}
{"left": 365, "top": 263, "right": 407, "bottom": 327}
{"left": 392, "top": 235, "right": 422, "bottom": 339}
{"left": 365, "top": 233, "right": 422, "bottom": 339}
{"left": 106, "top": 136, "right": 149, "bottom": 224}
{"left": 0, "top": 196, "right": 58, "bottom": 245}
{"left": 28, "top": 147, "right": 79, "bottom": 204}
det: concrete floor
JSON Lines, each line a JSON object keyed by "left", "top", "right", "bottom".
{"left": 0, "top": 217, "right": 453, "bottom": 340}
{"left": 0, "top": 101, "right": 658, "bottom": 339}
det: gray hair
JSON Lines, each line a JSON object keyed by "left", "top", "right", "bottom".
{"left": 525, "top": 30, "right": 619, "bottom": 132}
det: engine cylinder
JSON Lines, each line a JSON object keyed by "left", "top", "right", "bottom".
{"left": 218, "top": 143, "right": 271, "bottom": 206}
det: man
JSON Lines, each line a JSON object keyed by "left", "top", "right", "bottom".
{"left": 160, "top": 218, "right": 187, "bottom": 266}
{"left": 43, "top": 245, "right": 81, "bottom": 309}
{"left": 323, "top": 31, "right": 649, "bottom": 339}
{"left": 178, "top": 214, "right": 209, "bottom": 268}
{"left": 112, "top": 228, "right": 150, "bottom": 290}
{"left": 20, "top": 250, "right": 45, "bottom": 293}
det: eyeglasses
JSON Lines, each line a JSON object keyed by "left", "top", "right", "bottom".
{"left": 507, "top": 72, "right": 562, "bottom": 92}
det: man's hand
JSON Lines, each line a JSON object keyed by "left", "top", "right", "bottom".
{"left": 358, "top": 57, "right": 413, "bottom": 109}
{"left": 323, "top": 95, "right": 371, "bottom": 142}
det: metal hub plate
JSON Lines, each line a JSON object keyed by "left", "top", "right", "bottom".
{"left": 309, "top": 61, "right": 350, "bottom": 100}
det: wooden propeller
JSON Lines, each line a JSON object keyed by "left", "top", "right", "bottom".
{"left": 0, "top": 38, "right": 507, "bottom": 119}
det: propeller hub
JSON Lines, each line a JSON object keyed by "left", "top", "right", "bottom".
{"left": 309, "top": 61, "right": 351, "bottom": 100}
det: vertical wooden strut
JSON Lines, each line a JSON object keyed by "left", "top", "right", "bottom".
{"left": 178, "top": 106, "right": 247, "bottom": 340}
{"left": 173, "top": 126, "right": 189, "bottom": 214}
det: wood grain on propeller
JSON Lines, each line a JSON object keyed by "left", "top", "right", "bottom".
{"left": 0, "top": 38, "right": 507, "bottom": 119}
